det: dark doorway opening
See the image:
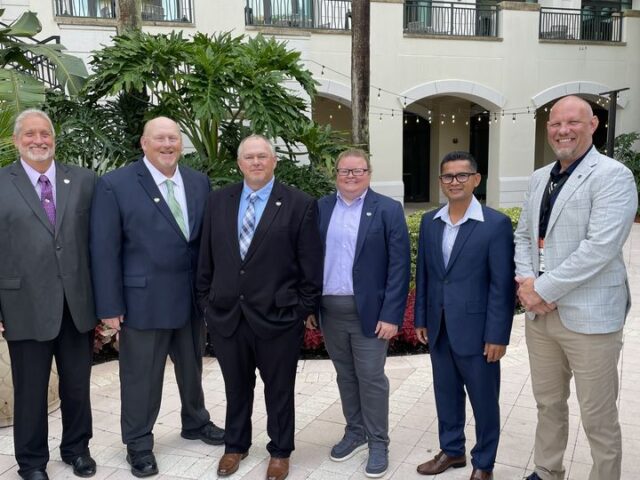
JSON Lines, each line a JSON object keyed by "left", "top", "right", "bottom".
{"left": 403, "top": 113, "right": 431, "bottom": 202}
{"left": 469, "top": 115, "right": 489, "bottom": 201}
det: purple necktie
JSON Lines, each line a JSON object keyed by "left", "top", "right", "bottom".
{"left": 38, "top": 175, "right": 56, "bottom": 226}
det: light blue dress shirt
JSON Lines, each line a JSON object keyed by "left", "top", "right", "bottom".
{"left": 323, "top": 190, "right": 368, "bottom": 295}
{"left": 143, "top": 157, "right": 189, "bottom": 231}
{"left": 237, "top": 177, "right": 275, "bottom": 237}
{"left": 21, "top": 158, "right": 57, "bottom": 203}
{"left": 434, "top": 195, "right": 484, "bottom": 267}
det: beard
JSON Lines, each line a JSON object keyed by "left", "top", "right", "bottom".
{"left": 20, "top": 145, "right": 55, "bottom": 164}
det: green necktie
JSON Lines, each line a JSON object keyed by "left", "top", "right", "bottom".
{"left": 165, "top": 179, "right": 189, "bottom": 239}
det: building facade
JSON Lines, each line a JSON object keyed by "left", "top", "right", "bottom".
{"left": 3, "top": 0, "right": 639, "bottom": 206}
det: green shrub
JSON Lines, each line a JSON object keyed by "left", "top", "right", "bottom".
{"left": 614, "top": 132, "right": 640, "bottom": 215}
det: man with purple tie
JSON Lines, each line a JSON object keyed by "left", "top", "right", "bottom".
{"left": 0, "top": 109, "right": 98, "bottom": 480}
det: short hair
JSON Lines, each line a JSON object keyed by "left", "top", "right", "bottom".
{"left": 336, "top": 148, "right": 372, "bottom": 172}
{"left": 14, "top": 109, "right": 55, "bottom": 138}
{"left": 440, "top": 151, "right": 477, "bottom": 172}
{"left": 237, "top": 134, "right": 276, "bottom": 159}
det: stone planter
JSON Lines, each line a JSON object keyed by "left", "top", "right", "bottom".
{"left": 0, "top": 337, "right": 60, "bottom": 427}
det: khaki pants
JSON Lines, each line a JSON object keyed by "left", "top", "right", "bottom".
{"left": 526, "top": 310, "right": 623, "bottom": 480}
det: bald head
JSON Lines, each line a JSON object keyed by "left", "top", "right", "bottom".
{"left": 141, "top": 116, "right": 183, "bottom": 177}
{"left": 547, "top": 95, "right": 598, "bottom": 168}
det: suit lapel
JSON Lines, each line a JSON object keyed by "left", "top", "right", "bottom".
{"left": 135, "top": 160, "right": 186, "bottom": 241}
{"left": 225, "top": 184, "right": 243, "bottom": 261}
{"left": 545, "top": 151, "right": 598, "bottom": 235}
{"left": 445, "top": 218, "right": 478, "bottom": 273}
{"left": 54, "top": 162, "right": 71, "bottom": 238}
{"left": 181, "top": 167, "right": 197, "bottom": 238}
{"left": 242, "top": 181, "right": 284, "bottom": 263}
{"left": 9, "top": 162, "right": 54, "bottom": 235}
{"left": 431, "top": 216, "right": 447, "bottom": 275}
{"left": 354, "top": 191, "right": 378, "bottom": 263}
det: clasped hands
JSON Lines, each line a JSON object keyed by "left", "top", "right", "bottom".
{"left": 515, "top": 276, "right": 556, "bottom": 315}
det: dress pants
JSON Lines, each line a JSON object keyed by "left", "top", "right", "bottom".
{"left": 430, "top": 319, "right": 501, "bottom": 472}
{"left": 210, "top": 316, "right": 303, "bottom": 458}
{"left": 119, "top": 317, "right": 210, "bottom": 452}
{"left": 320, "top": 295, "right": 390, "bottom": 448}
{"left": 7, "top": 302, "right": 93, "bottom": 476}
{"left": 526, "top": 310, "right": 623, "bottom": 480}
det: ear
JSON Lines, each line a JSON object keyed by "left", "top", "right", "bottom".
{"left": 589, "top": 115, "right": 599, "bottom": 134}
{"left": 474, "top": 173, "right": 482, "bottom": 188}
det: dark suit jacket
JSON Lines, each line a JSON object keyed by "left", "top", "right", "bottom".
{"left": 196, "top": 180, "right": 323, "bottom": 339}
{"left": 0, "top": 161, "right": 97, "bottom": 341}
{"left": 317, "top": 189, "right": 410, "bottom": 337}
{"left": 90, "top": 159, "right": 210, "bottom": 330}
{"left": 414, "top": 205, "right": 515, "bottom": 356}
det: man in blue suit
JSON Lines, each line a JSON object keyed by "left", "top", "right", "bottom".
{"left": 90, "top": 117, "right": 224, "bottom": 477}
{"left": 414, "top": 151, "right": 515, "bottom": 480}
{"left": 311, "top": 148, "right": 410, "bottom": 478}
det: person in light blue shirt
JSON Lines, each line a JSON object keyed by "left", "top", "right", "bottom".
{"left": 312, "top": 148, "right": 410, "bottom": 478}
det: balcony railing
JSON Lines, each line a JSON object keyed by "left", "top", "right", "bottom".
{"left": 245, "top": 0, "right": 352, "bottom": 30}
{"left": 539, "top": 7, "right": 622, "bottom": 42}
{"left": 54, "top": 0, "right": 194, "bottom": 23}
{"left": 404, "top": 0, "right": 499, "bottom": 37}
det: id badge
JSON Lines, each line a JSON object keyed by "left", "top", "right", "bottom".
{"left": 538, "top": 238, "right": 546, "bottom": 273}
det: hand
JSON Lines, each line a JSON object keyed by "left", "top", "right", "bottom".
{"left": 515, "top": 276, "right": 557, "bottom": 315}
{"left": 305, "top": 314, "right": 318, "bottom": 330}
{"left": 415, "top": 327, "right": 428, "bottom": 345}
{"left": 102, "top": 315, "right": 124, "bottom": 331}
{"left": 375, "top": 321, "right": 398, "bottom": 340}
{"left": 484, "top": 343, "right": 506, "bottom": 362}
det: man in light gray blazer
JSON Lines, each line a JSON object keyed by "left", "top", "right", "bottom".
{"left": 0, "top": 110, "right": 98, "bottom": 480}
{"left": 514, "top": 95, "right": 637, "bottom": 480}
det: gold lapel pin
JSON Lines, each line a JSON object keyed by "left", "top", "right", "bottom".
{"left": 63, "top": 178, "right": 70, "bottom": 184}
{"left": 153, "top": 198, "right": 160, "bottom": 203}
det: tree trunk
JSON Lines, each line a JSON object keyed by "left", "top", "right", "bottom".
{"left": 116, "top": 0, "right": 143, "bottom": 34}
{"left": 351, "top": 0, "right": 370, "bottom": 150}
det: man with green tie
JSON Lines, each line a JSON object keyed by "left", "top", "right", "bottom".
{"left": 90, "top": 117, "right": 224, "bottom": 477}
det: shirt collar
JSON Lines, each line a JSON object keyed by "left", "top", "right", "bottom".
{"left": 434, "top": 195, "right": 484, "bottom": 226}
{"left": 337, "top": 188, "right": 368, "bottom": 207}
{"left": 143, "top": 156, "right": 183, "bottom": 188}
{"left": 242, "top": 176, "right": 275, "bottom": 201}
{"left": 550, "top": 144, "right": 592, "bottom": 179}
{"left": 20, "top": 158, "right": 56, "bottom": 188}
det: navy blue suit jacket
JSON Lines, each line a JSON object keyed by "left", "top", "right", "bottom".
{"left": 414, "top": 205, "right": 515, "bottom": 355}
{"left": 318, "top": 189, "right": 410, "bottom": 337}
{"left": 90, "top": 159, "right": 210, "bottom": 330}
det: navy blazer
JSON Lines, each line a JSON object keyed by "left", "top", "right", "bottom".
{"left": 90, "top": 159, "right": 210, "bottom": 330}
{"left": 414, "top": 205, "right": 515, "bottom": 356}
{"left": 318, "top": 189, "right": 410, "bottom": 337}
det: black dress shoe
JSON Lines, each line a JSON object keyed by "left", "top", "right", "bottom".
{"left": 20, "top": 470, "right": 49, "bottom": 480}
{"left": 126, "top": 451, "right": 159, "bottom": 478}
{"left": 181, "top": 421, "right": 225, "bottom": 445}
{"left": 65, "top": 454, "right": 97, "bottom": 478}
{"left": 526, "top": 474, "right": 542, "bottom": 480}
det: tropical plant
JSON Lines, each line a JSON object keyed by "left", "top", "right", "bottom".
{"left": 84, "top": 30, "right": 348, "bottom": 173}
{"left": 0, "top": 103, "right": 15, "bottom": 167}
{"left": 614, "top": 132, "right": 640, "bottom": 215}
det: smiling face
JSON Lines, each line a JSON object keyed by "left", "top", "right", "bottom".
{"left": 336, "top": 154, "right": 371, "bottom": 202}
{"left": 13, "top": 113, "right": 56, "bottom": 173}
{"left": 141, "top": 117, "right": 183, "bottom": 177}
{"left": 547, "top": 96, "right": 598, "bottom": 168}
{"left": 237, "top": 136, "right": 277, "bottom": 190}
{"left": 439, "top": 159, "right": 480, "bottom": 205}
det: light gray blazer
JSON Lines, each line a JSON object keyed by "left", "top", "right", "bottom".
{"left": 514, "top": 147, "right": 637, "bottom": 334}
{"left": 0, "top": 161, "right": 98, "bottom": 341}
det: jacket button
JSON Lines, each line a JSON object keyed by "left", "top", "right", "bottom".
{"left": 240, "top": 270, "right": 245, "bottom": 275}
{"left": 239, "top": 294, "right": 245, "bottom": 301}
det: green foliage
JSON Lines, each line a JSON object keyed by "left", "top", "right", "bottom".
{"left": 84, "top": 30, "right": 340, "bottom": 170}
{"left": 0, "top": 104, "right": 15, "bottom": 167}
{"left": 614, "top": 132, "right": 640, "bottom": 215}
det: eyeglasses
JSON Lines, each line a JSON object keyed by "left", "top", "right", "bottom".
{"left": 336, "top": 168, "right": 369, "bottom": 177}
{"left": 439, "top": 172, "right": 477, "bottom": 184}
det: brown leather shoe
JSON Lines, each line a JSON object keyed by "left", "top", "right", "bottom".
{"left": 266, "top": 457, "right": 289, "bottom": 480}
{"left": 470, "top": 468, "right": 493, "bottom": 480}
{"left": 217, "top": 452, "right": 248, "bottom": 477}
{"left": 417, "top": 450, "right": 466, "bottom": 475}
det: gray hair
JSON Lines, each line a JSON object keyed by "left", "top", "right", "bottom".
{"left": 237, "top": 134, "right": 276, "bottom": 159}
{"left": 14, "top": 109, "right": 55, "bottom": 138}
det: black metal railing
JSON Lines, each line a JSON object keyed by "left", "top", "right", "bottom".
{"left": 54, "top": 0, "right": 194, "bottom": 22}
{"left": 245, "top": 0, "right": 352, "bottom": 30}
{"left": 404, "top": 0, "right": 499, "bottom": 37}
{"left": 539, "top": 7, "right": 622, "bottom": 41}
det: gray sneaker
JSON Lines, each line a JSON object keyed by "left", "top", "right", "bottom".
{"left": 365, "top": 447, "right": 388, "bottom": 478}
{"left": 330, "top": 436, "right": 367, "bottom": 462}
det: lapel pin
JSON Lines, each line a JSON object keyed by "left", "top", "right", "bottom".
{"left": 276, "top": 201, "right": 282, "bottom": 206}
{"left": 63, "top": 178, "right": 70, "bottom": 184}
{"left": 153, "top": 197, "right": 160, "bottom": 203}
{"left": 366, "top": 212, "right": 372, "bottom": 216}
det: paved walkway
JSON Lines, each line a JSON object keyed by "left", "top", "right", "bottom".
{"left": 0, "top": 224, "right": 639, "bottom": 479}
